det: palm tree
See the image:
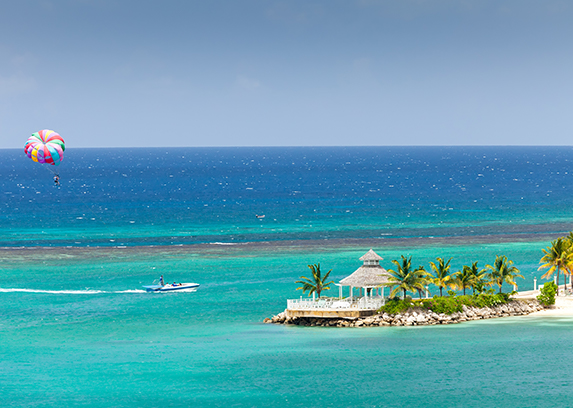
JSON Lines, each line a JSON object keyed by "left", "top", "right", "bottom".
{"left": 453, "top": 263, "right": 477, "bottom": 296}
{"left": 295, "top": 263, "right": 334, "bottom": 299}
{"left": 412, "top": 266, "right": 429, "bottom": 299}
{"left": 539, "top": 238, "right": 573, "bottom": 296}
{"left": 429, "top": 257, "right": 454, "bottom": 297}
{"left": 415, "top": 284, "right": 426, "bottom": 300}
{"left": 464, "top": 261, "right": 487, "bottom": 295}
{"left": 486, "top": 255, "right": 524, "bottom": 293}
{"left": 385, "top": 255, "right": 428, "bottom": 299}
{"left": 563, "top": 232, "right": 573, "bottom": 290}
{"left": 472, "top": 273, "right": 489, "bottom": 295}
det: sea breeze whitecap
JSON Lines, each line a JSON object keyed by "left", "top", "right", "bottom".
{"left": 24, "top": 129, "right": 66, "bottom": 166}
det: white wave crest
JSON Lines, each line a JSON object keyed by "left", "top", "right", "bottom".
{"left": 113, "top": 289, "right": 147, "bottom": 293}
{"left": 0, "top": 288, "right": 147, "bottom": 294}
{"left": 0, "top": 288, "right": 104, "bottom": 294}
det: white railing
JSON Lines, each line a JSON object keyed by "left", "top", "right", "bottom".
{"left": 287, "top": 296, "right": 385, "bottom": 311}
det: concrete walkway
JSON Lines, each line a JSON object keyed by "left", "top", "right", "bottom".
{"left": 514, "top": 284, "right": 573, "bottom": 316}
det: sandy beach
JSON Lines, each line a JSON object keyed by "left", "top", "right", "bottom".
{"left": 514, "top": 287, "right": 573, "bottom": 317}
{"left": 527, "top": 296, "right": 573, "bottom": 317}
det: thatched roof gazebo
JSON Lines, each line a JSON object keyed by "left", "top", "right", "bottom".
{"left": 337, "top": 249, "right": 390, "bottom": 299}
{"left": 285, "top": 249, "right": 389, "bottom": 317}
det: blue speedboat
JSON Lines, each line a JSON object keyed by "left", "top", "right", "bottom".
{"left": 143, "top": 282, "right": 200, "bottom": 292}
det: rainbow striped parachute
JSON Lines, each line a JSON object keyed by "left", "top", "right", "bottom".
{"left": 24, "top": 129, "right": 65, "bottom": 166}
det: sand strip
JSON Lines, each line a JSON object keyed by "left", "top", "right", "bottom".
{"left": 514, "top": 286, "right": 573, "bottom": 316}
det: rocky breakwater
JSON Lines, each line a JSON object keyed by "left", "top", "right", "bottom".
{"left": 264, "top": 299, "right": 544, "bottom": 327}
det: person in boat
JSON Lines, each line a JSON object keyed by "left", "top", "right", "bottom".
{"left": 54, "top": 175, "right": 60, "bottom": 186}
{"left": 160, "top": 275, "right": 164, "bottom": 286}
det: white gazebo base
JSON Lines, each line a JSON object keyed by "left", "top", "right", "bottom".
{"left": 286, "top": 296, "right": 385, "bottom": 318}
{"left": 286, "top": 308, "right": 378, "bottom": 318}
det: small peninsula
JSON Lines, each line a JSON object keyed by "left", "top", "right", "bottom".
{"left": 266, "top": 246, "right": 571, "bottom": 327}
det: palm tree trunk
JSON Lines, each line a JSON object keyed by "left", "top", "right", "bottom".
{"left": 463, "top": 287, "right": 466, "bottom": 296}
{"left": 403, "top": 288, "right": 407, "bottom": 299}
{"left": 557, "top": 267, "right": 560, "bottom": 296}
{"left": 439, "top": 286, "right": 443, "bottom": 297}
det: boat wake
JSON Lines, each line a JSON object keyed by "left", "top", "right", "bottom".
{"left": 0, "top": 288, "right": 148, "bottom": 294}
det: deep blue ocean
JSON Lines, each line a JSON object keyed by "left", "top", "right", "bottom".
{"left": 1, "top": 147, "right": 573, "bottom": 407}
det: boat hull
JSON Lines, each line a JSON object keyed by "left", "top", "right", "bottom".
{"left": 143, "top": 283, "right": 200, "bottom": 292}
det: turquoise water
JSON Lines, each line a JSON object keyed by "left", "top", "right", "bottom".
{"left": 2, "top": 147, "right": 573, "bottom": 406}
{"left": 2, "top": 246, "right": 573, "bottom": 407}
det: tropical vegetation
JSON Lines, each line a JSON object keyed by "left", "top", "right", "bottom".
{"left": 379, "top": 292, "right": 511, "bottom": 315}
{"left": 538, "top": 237, "right": 573, "bottom": 296}
{"left": 297, "top": 232, "right": 573, "bottom": 303}
{"left": 296, "top": 254, "right": 525, "bottom": 301}
{"left": 295, "top": 263, "right": 334, "bottom": 299}
{"left": 375, "top": 253, "right": 525, "bottom": 301}
{"left": 485, "top": 255, "right": 524, "bottom": 293}
{"left": 537, "top": 281, "right": 558, "bottom": 307}
{"left": 385, "top": 255, "right": 428, "bottom": 299}
{"left": 452, "top": 262, "right": 483, "bottom": 295}
{"left": 428, "top": 257, "right": 454, "bottom": 297}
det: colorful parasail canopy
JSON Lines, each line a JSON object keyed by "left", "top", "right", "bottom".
{"left": 24, "top": 129, "right": 65, "bottom": 166}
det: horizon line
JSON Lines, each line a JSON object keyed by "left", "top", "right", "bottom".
{"left": 2, "top": 145, "right": 573, "bottom": 150}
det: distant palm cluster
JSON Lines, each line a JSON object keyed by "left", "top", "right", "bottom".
{"left": 383, "top": 255, "right": 522, "bottom": 299}
{"left": 294, "top": 255, "right": 524, "bottom": 300}
{"left": 295, "top": 234, "right": 573, "bottom": 300}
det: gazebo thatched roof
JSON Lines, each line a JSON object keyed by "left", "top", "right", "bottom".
{"left": 339, "top": 265, "right": 390, "bottom": 287}
{"left": 359, "top": 249, "right": 383, "bottom": 261}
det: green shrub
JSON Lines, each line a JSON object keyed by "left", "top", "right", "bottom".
{"left": 421, "top": 296, "right": 463, "bottom": 315}
{"left": 379, "top": 292, "right": 514, "bottom": 315}
{"left": 417, "top": 293, "right": 511, "bottom": 314}
{"left": 471, "top": 293, "right": 509, "bottom": 308}
{"left": 456, "top": 295, "right": 474, "bottom": 307}
{"left": 537, "top": 281, "right": 557, "bottom": 306}
{"left": 379, "top": 298, "right": 412, "bottom": 315}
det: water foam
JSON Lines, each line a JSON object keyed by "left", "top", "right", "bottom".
{"left": 0, "top": 288, "right": 147, "bottom": 294}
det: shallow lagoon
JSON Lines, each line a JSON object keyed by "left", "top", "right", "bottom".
{"left": 1, "top": 245, "right": 572, "bottom": 407}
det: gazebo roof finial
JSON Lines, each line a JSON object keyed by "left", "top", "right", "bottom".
{"left": 359, "top": 249, "right": 383, "bottom": 261}
{"left": 339, "top": 248, "right": 389, "bottom": 287}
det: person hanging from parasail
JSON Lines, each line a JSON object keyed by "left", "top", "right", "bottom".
{"left": 24, "top": 129, "right": 66, "bottom": 184}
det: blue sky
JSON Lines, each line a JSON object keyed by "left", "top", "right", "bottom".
{"left": 1, "top": 0, "right": 572, "bottom": 148}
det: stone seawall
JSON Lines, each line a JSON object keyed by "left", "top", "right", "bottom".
{"left": 264, "top": 299, "right": 544, "bottom": 327}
